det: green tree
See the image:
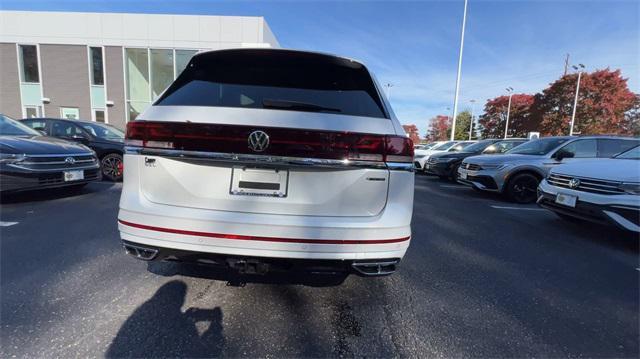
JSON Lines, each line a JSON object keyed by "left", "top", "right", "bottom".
{"left": 453, "top": 110, "right": 473, "bottom": 140}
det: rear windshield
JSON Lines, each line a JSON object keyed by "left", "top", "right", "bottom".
{"left": 155, "top": 50, "right": 388, "bottom": 119}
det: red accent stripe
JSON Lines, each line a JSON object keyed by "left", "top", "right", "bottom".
{"left": 118, "top": 219, "right": 410, "bottom": 245}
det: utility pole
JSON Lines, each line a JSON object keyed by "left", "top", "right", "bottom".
{"left": 563, "top": 53, "right": 570, "bottom": 76}
{"left": 468, "top": 99, "right": 476, "bottom": 140}
{"left": 504, "top": 87, "right": 513, "bottom": 139}
{"left": 450, "top": 0, "right": 468, "bottom": 141}
{"left": 569, "top": 64, "right": 585, "bottom": 136}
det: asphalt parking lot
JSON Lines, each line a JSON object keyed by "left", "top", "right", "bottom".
{"left": 1, "top": 175, "right": 638, "bottom": 358}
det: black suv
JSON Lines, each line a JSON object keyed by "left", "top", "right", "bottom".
{"left": 22, "top": 118, "right": 124, "bottom": 181}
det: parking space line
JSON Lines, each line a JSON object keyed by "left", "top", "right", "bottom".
{"left": 439, "top": 185, "right": 467, "bottom": 189}
{"left": 490, "top": 205, "right": 546, "bottom": 211}
{"left": 0, "top": 221, "right": 19, "bottom": 227}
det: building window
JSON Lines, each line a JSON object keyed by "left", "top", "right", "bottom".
{"left": 125, "top": 48, "right": 151, "bottom": 122}
{"left": 94, "top": 109, "right": 106, "bottom": 123}
{"left": 60, "top": 107, "right": 80, "bottom": 120}
{"left": 18, "top": 45, "right": 40, "bottom": 83}
{"left": 175, "top": 50, "right": 197, "bottom": 77}
{"left": 150, "top": 49, "right": 174, "bottom": 100}
{"left": 24, "top": 106, "right": 43, "bottom": 118}
{"left": 90, "top": 47, "right": 104, "bottom": 85}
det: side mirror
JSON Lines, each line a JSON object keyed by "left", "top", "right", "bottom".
{"left": 553, "top": 150, "right": 574, "bottom": 161}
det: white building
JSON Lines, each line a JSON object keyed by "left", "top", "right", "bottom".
{"left": 0, "top": 10, "right": 280, "bottom": 129}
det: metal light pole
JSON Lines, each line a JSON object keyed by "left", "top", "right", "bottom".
{"left": 569, "top": 64, "right": 585, "bottom": 136}
{"left": 450, "top": 0, "right": 468, "bottom": 141}
{"left": 503, "top": 87, "right": 513, "bottom": 139}
{"left": 468, "top": 99, "right": 476, "bottom": 140}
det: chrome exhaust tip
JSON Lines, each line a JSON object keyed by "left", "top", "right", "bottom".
{"left": 351, "top": 259, "right": 399, "bottom": 276}
{"left": 123, "top": 243, "right": 159, "bottom": 261}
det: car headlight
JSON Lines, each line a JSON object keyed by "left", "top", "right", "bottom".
{"left": 482, "top": 163, "right": 512, "bottom": 170}
{"left": 415, "top": 154, "right": 425, "bottom": 159}
{"left": 618, "top": 182, "right": 640, "bottom": 195}
{"left": 0, "top": 153, "right": 26, "bottom": 164}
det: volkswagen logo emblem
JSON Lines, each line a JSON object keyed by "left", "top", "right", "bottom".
{"left": 64, "top": 157, "right": 76, "bottom": 165}
{"left": 568, "top": 178, "right": 581, "bottom": 189}
{"left": 248, "top": 130, "right": 270, "bottom": 152}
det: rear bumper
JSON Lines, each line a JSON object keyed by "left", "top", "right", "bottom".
{"left": 118, "top": 157, "right": 413, "bottom": 261}
{"left": 537, "top": 180, "right": 640, "bottom": 233}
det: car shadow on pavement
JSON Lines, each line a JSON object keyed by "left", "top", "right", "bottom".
{"left": 0, "top": 182, "right": 116, "bottom": 204}
{"left": 146, "top": 261, "right": 349, "bottom": 287}
{"left": 106, "top": 280, "right": 225, "bottom": 358}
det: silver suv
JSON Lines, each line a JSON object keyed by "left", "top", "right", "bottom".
{"left": 458, "top": 136, "right": 639, "bottom": 203}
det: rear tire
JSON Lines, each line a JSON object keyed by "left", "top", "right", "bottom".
{"left": 101, "top": 153, "right": 123, "bottom": 182}
{"left": 506, "top": 173, "right": 540, "bottom": 204}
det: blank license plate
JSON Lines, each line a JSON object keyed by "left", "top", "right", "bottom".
{"left": 459, "top": 170, "right": 468, "bottom": 180}
{"left": 64, "top": 170, "right": 84, "bottom": 182}
{"left": 230, "top": 167, "right": 288, "bottom": 197}
{"left": 555, "top": 193, "right": 577, "bottom": 207}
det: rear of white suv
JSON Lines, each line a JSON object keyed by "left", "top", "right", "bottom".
{"left": 118, "top": 49, "right": 414, "bottom": 277}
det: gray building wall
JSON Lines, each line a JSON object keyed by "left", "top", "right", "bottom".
{"left": 0, "top": 42, "right": 23, "bottom": 119}
{"left": 40, "top": 44, "right": 92, "bottom": 120}
{"left": 105, "top": 46, "right": 126, "bottom": 129}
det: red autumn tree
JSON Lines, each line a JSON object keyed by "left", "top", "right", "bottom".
{"left": 478, "top": 94, "right": 535, "bottom": 138}
{"left": 402, "top": 124, "right": 421, "bottom": 144}
{"left": 533, "top": 69, "right": 637, "bottom": 136}
{"left": 425, "top": 115, "right": 451, "bottom": 141}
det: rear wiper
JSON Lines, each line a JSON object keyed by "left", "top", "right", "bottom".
{"left": 262, "top": 99, "right": 341, "bottom": 113}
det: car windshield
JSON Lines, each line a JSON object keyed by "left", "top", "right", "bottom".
{"left": 432, "top": 141, "right": 456, "bottom": 150}
{"left": 614, "top": 145, "right": 640, "bottom": 159}
{"left": 80, "top": 123, "right": 125, "bottom": 141}
{"left": 462, "top": 140, "right": 495, "bottom": 153}
{"left": 0, "top": 115, "right": 41, "bottom": 136}
{"left": 507, "top": 138, "right": 570, "bottom": 155}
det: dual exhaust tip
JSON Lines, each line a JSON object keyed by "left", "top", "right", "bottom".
{"left": 351, "top": 260, "right": 399, "bottom": 276}
{"left": 123, "top": 243, "right": 158, "bottom": 261}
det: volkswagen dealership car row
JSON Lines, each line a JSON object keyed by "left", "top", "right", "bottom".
{"left": 416, "top": 135, "right": 639, "bottom": 233}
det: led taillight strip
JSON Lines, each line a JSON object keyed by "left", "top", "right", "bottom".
{"left": 118, "top": 219, "right": 410, "bottom": 245}
{"left": 125, "top": 121, "right": 414, "bottom": 163}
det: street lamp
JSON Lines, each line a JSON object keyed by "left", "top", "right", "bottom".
{"left": 504, "top": 87, "right": 514, "bottom": 139}
{"left": 384, "top": 83, "right": 394, "bottom": 99}
{"left": 468, "top": 99, "right": 476, "bottom": 140}
{"left": 450, "top": 0, "right": 469, "bottom": 141}
{"left": 569, "top": 64, "right": 585, "bottom": 136}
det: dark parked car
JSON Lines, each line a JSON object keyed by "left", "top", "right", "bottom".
{"left": 0, "top": 114, "right": 100, "bottom": 193}
{"left": 425, "top": 138, "right": 528, "bottom": 180}
{"left": 22, "top": 118, "right": 124, "bottom": 181}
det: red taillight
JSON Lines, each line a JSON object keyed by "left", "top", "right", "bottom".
{"left": 126, "top": 121, "right": 413, "bottom": 163}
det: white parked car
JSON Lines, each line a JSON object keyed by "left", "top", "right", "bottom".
{"left": 537, "top": 145, "right": 640, "bottom": 233}
{"left": 118, "top": 49, "right": 415, "bottom": 277}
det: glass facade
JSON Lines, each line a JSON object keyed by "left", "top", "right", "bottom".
{"left": 125, "top": 48, "right": 197, "bottom": 121}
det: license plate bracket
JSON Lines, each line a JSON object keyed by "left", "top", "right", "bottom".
{"left": 230, "top": 167, "right": 288, "bottom": 197}
{"left": 459, "top": 170, "right": 468, "bottom": 180}
{"left": 64, "top": 170, "right": 84, "bottom": 182}
{"left": 555, "top": 193, "right": 577, "bottom": 207}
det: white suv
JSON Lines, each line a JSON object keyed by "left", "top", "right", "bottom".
{"left": 538, "top": 145, "right": 640, "bottom": 233}
{"left": 118, "top": 49, "right": 414, "bottom": 277}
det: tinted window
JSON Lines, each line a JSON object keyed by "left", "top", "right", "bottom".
{"left": 22, "top": 119, "right": 47, "bottom": 132}
{"left": 433, "top": 141, "right": 456, "bottom": 150}
{"left": 597, "top": 139, "right": 640, "bottom": 158}
{"left": 51, "top": 121, "right": 86, "bottom": 138}
{"left": 559, "top": 139, "right": 597, "bottom": 158}
{"left": 19, "top": 45, "right": 39, "bottom": 83}
{"left": 90, "top": 47, "right": 104, "bottom": 85}
{"left": 462, "top": 140, "right": 496, "bottom": 153}
{"left": 615, "top": 145, "right": 640, "bottom": 159}
{"left": 508, "top": 138, "right": 570, "bottom": 155}
{"left": 80, "top": 123, "right": 124, "bottom": 141}
{"left": 156, "top": 50, "right": 387, "bottom": 119}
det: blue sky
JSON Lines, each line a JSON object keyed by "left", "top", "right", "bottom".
{"left": 2, "top": 0, "right": 638, "bottom": 136}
